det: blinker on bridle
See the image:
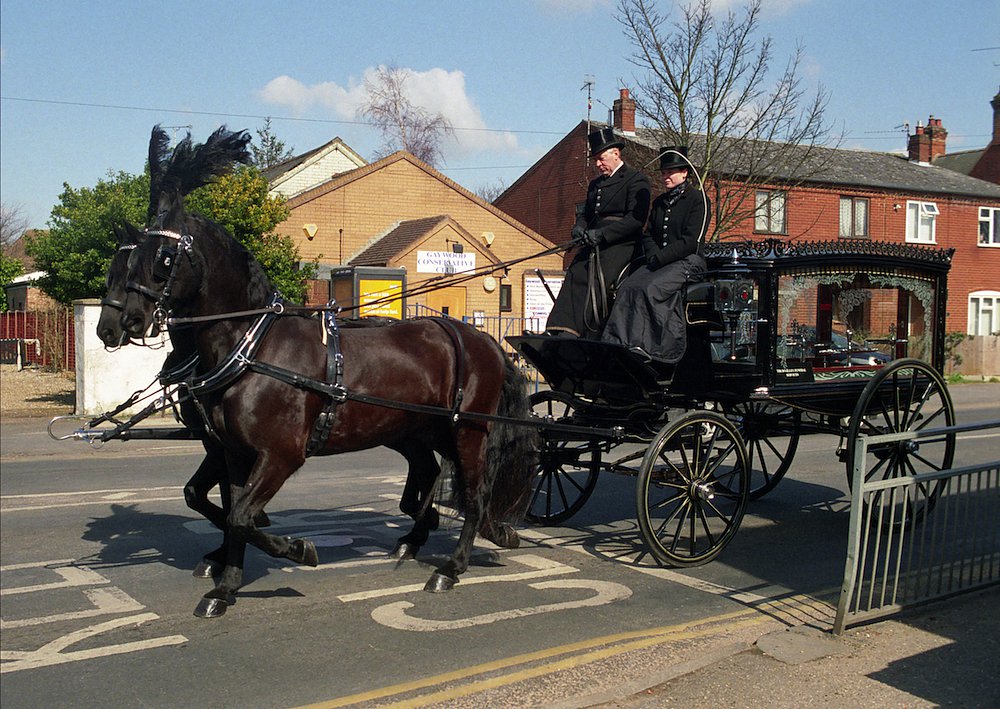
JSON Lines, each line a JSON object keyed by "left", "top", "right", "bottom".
{"left": 125, "top": 229, "right": 194, "bottom": 333}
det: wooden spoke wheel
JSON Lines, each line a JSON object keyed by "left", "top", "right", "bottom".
{"left": 636, "top": 411, "right": 749, "bottom": 567}
{"left": 525, "top": 390, "right": 601, "bottom": 525}
{"left": 845, "top": 359, "right": 956, "bottom": 529}
{"left": 720, "top": 401, "right": 800, "bottom": 500}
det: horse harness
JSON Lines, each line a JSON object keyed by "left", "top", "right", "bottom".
{"left": 126, "top": 228, "right": 476, "bottom": 456}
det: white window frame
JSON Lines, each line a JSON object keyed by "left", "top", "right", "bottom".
{"left": 755, "top": 190, "right": 787, "bottom": 234}
{"left": 839, "top": 196, "right": 869, "bottom": 238}
{"left": 968, "top": 291, "right": 1000, "bottom": 336}
{"left": 979, "top": 207, "right": 1000, "bottom": 247}
{"left": 905, "top": 200, "right": 938, "bottom": 244}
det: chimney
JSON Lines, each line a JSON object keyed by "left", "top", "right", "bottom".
{"left": 613, "top": 88, "right": 636, "bottom": 135}
{"left": 907, "top": 115, "right": 948, "bottom": 163}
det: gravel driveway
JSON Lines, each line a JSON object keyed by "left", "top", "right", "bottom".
{"left": 0, "top": 364, "right": 76, "bottom": 418}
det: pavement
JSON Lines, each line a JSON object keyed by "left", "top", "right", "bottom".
{"left": 566, "top": 585, "right": 1000, "bottom": 708}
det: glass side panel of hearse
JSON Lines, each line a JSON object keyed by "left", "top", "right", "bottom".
{"left": 770, "top": 267, "right": 938, "bottom": 384}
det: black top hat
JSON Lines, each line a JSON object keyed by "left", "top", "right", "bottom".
{"left": 588, "top": 127, "right": 625, "bottom": 156}
{"left": 659, "top": 146, "right": 690, "bottom": 171}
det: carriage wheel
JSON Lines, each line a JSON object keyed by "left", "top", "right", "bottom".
{"left": 636, "top": 411, "right": 749, "bottom": 567}
{"left": 720, "top": 402, "right": 800, "bottom": 500}
{"left": 525, "top": 390, "right": 601, "bottom": 525}
{"left": 845, "top": 359, "right": 955, "bottom": 528}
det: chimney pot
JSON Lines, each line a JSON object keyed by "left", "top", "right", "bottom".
{"left": 613, "top": 88, "right": 636, "bottom": 135}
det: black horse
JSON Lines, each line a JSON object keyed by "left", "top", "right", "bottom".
{"left": 96, "top": 128, "right": 266, "bottom": 578}
{"left": 119, "top": 130, "right": 537, "bottom": 618}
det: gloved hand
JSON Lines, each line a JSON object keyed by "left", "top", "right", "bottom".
{"left": 646, "top": 250, "right": 663, "bottom": 269}
{"left": 570, "top": 224, "right": 586, "bottom": 242}
{"left": 581, "top": 229, "right": 603, "bottom": 247}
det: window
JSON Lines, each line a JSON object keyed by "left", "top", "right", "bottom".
{"left": 979, "top": 207, "right": 1000, "bottom": 247}
{"left": 906, "top": 200, "right": 938, "bottom": 244}
{"left": 968, "top": 291, "right": 1000, "bottom": 335}
{"left": 839, "top": 197, "right": 869, "bottom": 238}
{"left": 755, "top": 190, "right": 786, "bottom": 234}
{"left": 499, "top": 283, "right": 512, "bottom": 312}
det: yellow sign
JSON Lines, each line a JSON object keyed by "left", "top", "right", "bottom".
{"left": 358, "top": 279, "right": 403, "bottom": 319}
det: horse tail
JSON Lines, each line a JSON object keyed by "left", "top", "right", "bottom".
{"left": 483, "top": 356, "right": 538, "bottom": 528}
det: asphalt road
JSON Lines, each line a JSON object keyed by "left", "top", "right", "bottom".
{"left": 1, "top": 384, "right": 998, "bottom": 708}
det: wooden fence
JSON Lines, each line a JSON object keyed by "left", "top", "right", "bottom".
{"left": 0, "top": 308, "right": 75, "bottom": 371}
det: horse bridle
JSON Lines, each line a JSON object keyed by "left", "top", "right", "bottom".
{"left": 125, "top": 228, "right": 194, "bottom": 332}
{"left": 100, "top": 242, "right": 138, "bottom": 313}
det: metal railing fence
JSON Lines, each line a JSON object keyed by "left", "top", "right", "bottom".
{"left": 834, "top": 419, "right": 1000, "bottom": 634}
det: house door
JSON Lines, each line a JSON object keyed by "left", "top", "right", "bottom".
{"left": 426, "top": 287, "right": 467, "bottom": 319}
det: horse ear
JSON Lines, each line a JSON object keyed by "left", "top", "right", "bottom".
{"left": 123, "top": 221, "right": 144, "bottom": 244}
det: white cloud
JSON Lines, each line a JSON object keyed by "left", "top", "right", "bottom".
{"left": 257, "top": 75, "right": 366, "bottom": 118}
{"left": 258, "top": 67, "right": 525, "bottom": 159}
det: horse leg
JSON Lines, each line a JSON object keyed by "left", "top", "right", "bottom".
{"left": 388, "top": 442, "right": 441, "bottom": 561}
{"left": 424, "top": 430, "right": 490, "bottom": 592}
{"left": 187, "top": 440, "right": 272, "bottom": 579}
{"left": 194, "top": 451, "right": 318, "bottom": 618}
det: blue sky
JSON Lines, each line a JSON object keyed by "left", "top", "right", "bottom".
{"left": 2, "top": 0, "right": 998, "bottom": 229}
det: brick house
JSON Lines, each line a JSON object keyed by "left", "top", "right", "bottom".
{"left": 272, "top": 150, "right": 563, "bottom": 327}
{"left": 494, "top": 89, "right": 1000, "bottom": 339}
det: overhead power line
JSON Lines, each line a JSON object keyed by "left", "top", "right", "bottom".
{"left": 0, "top": 95, "right": 567, "bottom": 136}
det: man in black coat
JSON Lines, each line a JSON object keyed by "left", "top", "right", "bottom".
{"left": 602, "top": 146, "right": 710, "bottom": 362}
{"left": 545, "top": 127, "right": 651, "bottom": 338}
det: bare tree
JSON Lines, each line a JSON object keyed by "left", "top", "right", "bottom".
{"left": 1, "top": 202, "right": 30, "bottom": 251}
{"left": 476, "top": 178, "right": 509, "bottom": 204}
{"left": 617, "top": 0, "right": 839, "bottom": 238}
{"left": 357, "top": 65, "right": 455, "bottom": 167}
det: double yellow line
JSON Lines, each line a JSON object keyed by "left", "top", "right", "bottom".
{"left": 297, "top": 606, "right": 767, "bottom": 708}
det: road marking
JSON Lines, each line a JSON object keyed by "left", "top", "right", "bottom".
{"left": 1, "top": 487, "right": 186, "bottom": 512}
{"left": 0, "top": 613, "right": 187, "bottom": 674}
{"left": 371, "top": 579, "right": 632, "bottom": 631}
{"left": 1, "top": 562, "right": 110, "bottom": 596}
{"left": 1, "top": 587, "right": 145, "bottom": 629}
{"left": 337, "top": 554, "right": 579, "bottom": 602}
{"left": 296, "top": 607, "right": 767, "bottom": 709}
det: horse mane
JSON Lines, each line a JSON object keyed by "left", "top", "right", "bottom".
{"left": 147, "top": 125, "right": 252, "bottom": 227}
{"left": 185, "top": 213, "right": 275, "bottom": 307}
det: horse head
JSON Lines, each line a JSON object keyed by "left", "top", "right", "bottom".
{"left": 121, "top": 125, "right": 255, "bottom": 338}
{"left": 97, "top": 221, "right": 145, "bottom": 347}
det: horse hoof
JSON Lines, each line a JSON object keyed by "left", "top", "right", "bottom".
{"left": 481, "top": 524, "right": 521, "bottom": 549}
{"left": 194, "top": 595, "right": 231, "bottom": 618}
{"left": 192, "top": 559, "right": 221, "bottom": 579}
{"left": 254, "top": 510, "right": 271, "bottom": 528}
{"left": 424, "top": 572, "right": 457, "bottom": 593}
{"left": 287, "top": 538, "right": 319, "bottom": 567}
{"left": 389, "top": 541, "right": 419, "bottom": 561}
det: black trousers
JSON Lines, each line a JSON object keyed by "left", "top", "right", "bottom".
{"left": 545, "top": 242, "right": 635, "bottom": 338}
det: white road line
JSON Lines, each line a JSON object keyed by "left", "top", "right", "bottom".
{"left": 337, "top": 554, "right": 580, "bottom": 603}
{"left": 2, "top": 486, "right": 179, "bottom": 499}
{"left": 0, "top": 613, "right": 187, "bottom": 674}
{"left": 370, "top": 579, "right": 633, "bottom": 631}
{"left": 1, "top": 564, "right": 110, "bottom": 596}
{"left": 1, "top": 587, "right": 145, "bottom": 629}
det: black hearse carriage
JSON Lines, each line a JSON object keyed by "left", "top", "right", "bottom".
{"left": 508, "top": 238, "right": 955, "bottom": 566}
